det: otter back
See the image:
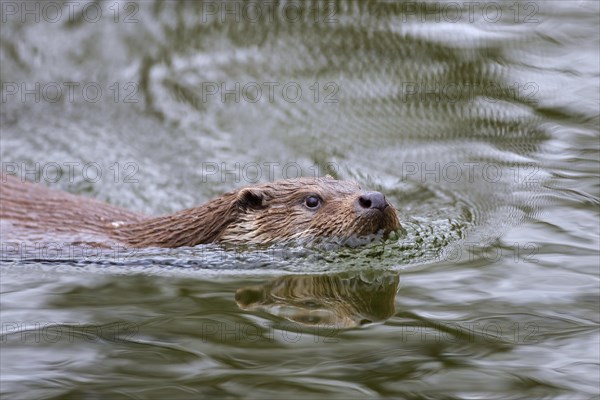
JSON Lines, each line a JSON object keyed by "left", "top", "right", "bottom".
{"left": 0, "top": 175, "right": 145, "bottom": 247}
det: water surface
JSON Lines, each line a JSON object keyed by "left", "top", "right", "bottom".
{"left": 1, "top": 1, "right": 599, "bottom": 399}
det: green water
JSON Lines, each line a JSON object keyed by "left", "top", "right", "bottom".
{"left": 1, "top": 1, "right": 599, "bottom": 399}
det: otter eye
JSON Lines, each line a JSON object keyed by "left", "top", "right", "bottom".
{"left": 304, "top": 195, "right": 322, "bottom": 210}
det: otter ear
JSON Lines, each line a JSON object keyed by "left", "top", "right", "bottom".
{"left": 236, "top": 188, "right": 268, "bottom": 211}
{"left": 235, "top": 287, "right": 265, "bottom": 307}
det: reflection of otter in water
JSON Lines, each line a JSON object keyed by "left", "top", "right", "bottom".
{"left": 1, "top": 175, "right": 400, "bottom": 248}
{"left": 235, "top": 272, "right": 400, "bottom": 329}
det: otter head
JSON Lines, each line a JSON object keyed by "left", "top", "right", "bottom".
{"left": 218, "top": 177, "right": 401, "bottom": 246}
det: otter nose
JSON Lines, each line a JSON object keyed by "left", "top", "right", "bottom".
{"left": 358, "top": 191, "right": 388, "bottom": 212}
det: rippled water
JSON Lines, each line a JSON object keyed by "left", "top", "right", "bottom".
{"left": 1, "top": 1, "right": 599, "bottom": 399}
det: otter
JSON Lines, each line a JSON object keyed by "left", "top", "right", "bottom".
{"left": 0, "top": 175, "right": 400, "bottom": 248}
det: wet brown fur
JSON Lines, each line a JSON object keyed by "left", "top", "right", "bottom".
{"left": 0, "top": 175, "right": 400, "bottom": 248}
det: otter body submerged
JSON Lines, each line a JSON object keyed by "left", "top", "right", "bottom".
{"left": 0, "top": 175, "right": 400, "bottom": 248}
